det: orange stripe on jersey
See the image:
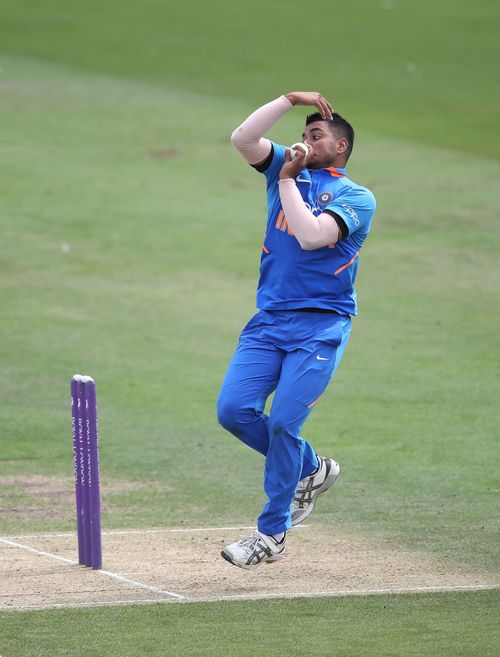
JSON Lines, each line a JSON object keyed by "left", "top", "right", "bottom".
{"left": 326, "top": 167, "right": 346, "bottom": 178}
{"left": 307, "top": 396, "right": 322, "bottom": 409}
{"left": 334, "top": 251, "right": 359, "bottom": 276}
{"left": 262, "top": 244, "right": 270, "bottom": 254}
{"left": 276, "top": 211, "right": 285, "bottom": 229}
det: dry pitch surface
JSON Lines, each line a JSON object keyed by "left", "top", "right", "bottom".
{"left": 1, "top": 525, "right": 496, "bottom": 611}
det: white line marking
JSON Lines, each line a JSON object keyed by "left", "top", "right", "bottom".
{"left": 0, "top": 525, "right": 310, "bottom": 540}
{"left": 0, "top": 537, "right": 76, "bottom": 565}
{"left": 200, "top": 583, "right": 499, "bottom": 602}
{"left": 98, "top": 570, "right": 185, "bottom": 600}
{"left": 5, "top": 599, "right": 177, "bottom": 611}
{"left": 2, "top": 584, "right": 498, "bottom": 612}
{"left": 104, "top": 526, "right": 261, "bottom": 535}
{"left": 0, "top": 536, "right": 186, "bottom": 601}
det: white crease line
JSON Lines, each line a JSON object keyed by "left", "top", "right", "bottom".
{"left": 0, "top": 525, "right": 310, "bottom": 540}
{"left": 1, "top": 528, "right": 254, "bottom": 539}
{"left": 0, "top": 532, "right": 77, "bottom": 539}
{"left": 0, "top": 536, "right": 186, "bottom": 601}
{"left": 103, "top": 526, "right": 258, "bottom": 535}
{"left": 98, "top": 570, "right": 185, "bottom": 600}
{"left": 192, "top": 583, "right": 500, "bottom": 602}
{"left": 0, "top": 537, "right": 76, "bottom": 565}
{"left": 4, "top": 598, "right": 177, "bottom": 611}
{"left": 2, "top": 584, "right": 499, "bottom": 612}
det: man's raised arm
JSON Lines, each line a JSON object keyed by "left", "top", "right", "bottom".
{"left": 230, "top": 96, "right": 292, "bottom": 165}
{"left": 231, "top": 92, "right": 333, "bottom": 166}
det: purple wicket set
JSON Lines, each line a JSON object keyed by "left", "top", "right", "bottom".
{"left": 71, "top": 374, "right": 102, "bottom": 569}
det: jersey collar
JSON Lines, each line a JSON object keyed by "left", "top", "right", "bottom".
{"left": 325, "top": 166, "right": 347, "bottom": 177}
{"left": 308, "top": 166, "right": 347, "bottom": 177}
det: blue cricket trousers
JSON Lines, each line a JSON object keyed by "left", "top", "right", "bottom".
{"left": 217, "top": 310, "right": 351, "bottom": 535}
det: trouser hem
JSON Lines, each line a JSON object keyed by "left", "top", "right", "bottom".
{"left": 257, "top": 521, "right": 291, "bottom": 536}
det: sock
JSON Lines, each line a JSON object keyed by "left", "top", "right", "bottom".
{"left": 272, "top": 532, "right": 285, "bottom": 543}
{"left": 309, "top": 456, "right": 322, "bottom": 476}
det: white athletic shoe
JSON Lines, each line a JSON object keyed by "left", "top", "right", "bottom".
{"left": 291, "top": 456, "right": 340, "bottom": 526}
{"left": 221, "top": 531, "right": 286, "bottom": 570}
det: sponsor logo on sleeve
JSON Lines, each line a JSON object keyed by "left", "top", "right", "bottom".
{"left": 342, "top": 203, "right": 360, "bottom": 226}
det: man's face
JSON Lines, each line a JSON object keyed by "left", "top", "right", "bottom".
{"left": 302, "top": 121, "right": 347, "bottom": 169}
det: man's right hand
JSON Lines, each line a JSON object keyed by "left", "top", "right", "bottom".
{"left": 284, "top": 91, "right": 334, "bottom": 120}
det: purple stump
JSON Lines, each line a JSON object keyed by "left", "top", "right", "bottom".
{"left": 71, "top": 378, "right": 85, "bottom": 565}
{"left": 85, "top": 379, "right": 102, "bottom": 569}
{"left": 79, "top": 378, "right": 92, "bottom": 565}
{"left": 71, "top": 375, "right": 102, "bottom": 569}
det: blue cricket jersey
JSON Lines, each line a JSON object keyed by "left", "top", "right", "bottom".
{"left": 253, "top": 142, "right": 376, "bottom": 316}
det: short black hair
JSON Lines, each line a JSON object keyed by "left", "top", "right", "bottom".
{"left": 306, "top": 112, "right": 355, "bottom": 159}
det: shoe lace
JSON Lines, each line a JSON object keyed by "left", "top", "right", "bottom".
{"left": 294, "top": 461, "right": 324, "bottom": 501}
{"left": 294, "top": 477, "right": 315, "bottom": 505}
{"left": 295, "top": 477, "right": 310, "bottom": 493}
{"left": 237, "top": 532, "right": 262, "bottom": 549}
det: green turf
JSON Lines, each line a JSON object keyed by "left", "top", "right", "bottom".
{"left": 0, "top": 0, "right": 499, "bottom": 159}
{"left": 1, "top": 590, "right": 499, "bottom": 657}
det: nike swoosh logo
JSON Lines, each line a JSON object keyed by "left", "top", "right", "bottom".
{"left": 296, "top": 176, "right": 311, "bottom": 184}
{"left": 316, "top": 355, "right": 329, "bottom": 361}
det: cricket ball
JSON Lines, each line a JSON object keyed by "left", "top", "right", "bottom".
{"left": 290, "top": 142, "right": 309, "bottom": 160}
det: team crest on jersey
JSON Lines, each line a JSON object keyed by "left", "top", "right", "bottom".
{"left": 317, "top": 191, "right": 334, "bottom": 206}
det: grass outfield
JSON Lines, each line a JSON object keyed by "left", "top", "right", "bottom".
{"left": 0, "top": 0, "right": 499, "bottom": 654}
{"left": 0, "top": 0, "right": 499, "bottom": 159}
{"left": 1, "top": 591, "right": 499, "bottom": 657}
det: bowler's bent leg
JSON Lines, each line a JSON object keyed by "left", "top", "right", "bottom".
{"left": 258, "top": 317, "right": 352, "bottom": 535}
{"left": 217, "top": 338, "right": 283, "bottom": 456}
